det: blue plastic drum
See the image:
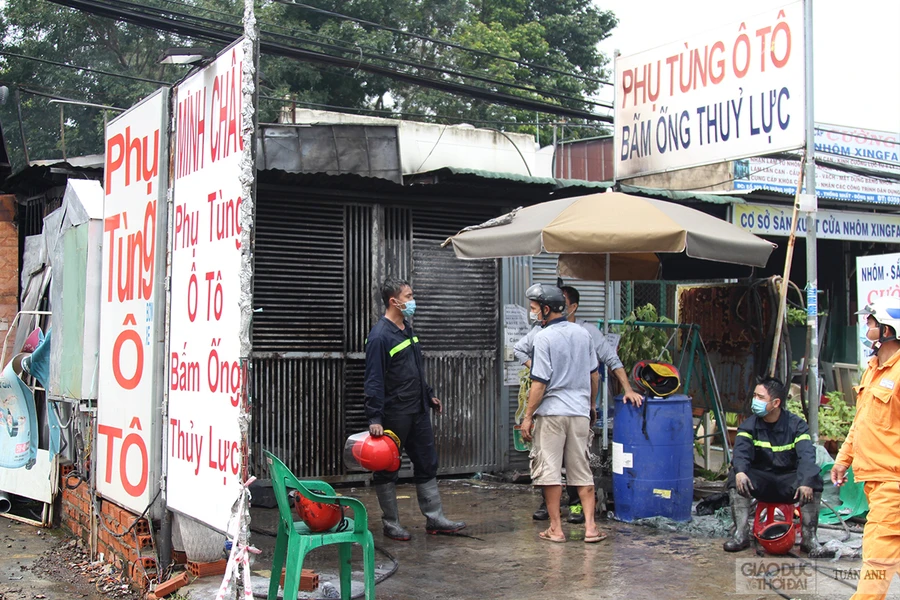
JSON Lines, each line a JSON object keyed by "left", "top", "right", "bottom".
{"left": 612, "top": 394, "right": 693, "bottom": 522}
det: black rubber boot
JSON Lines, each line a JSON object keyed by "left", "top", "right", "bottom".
{"left": 416, "top": 479, "right": 466, "bottom": 534}
{"left": 802, "top": 492, "right": 835, "bottom": 558}
{"left": 375, "top": 482, "right": 411, "bottom": 541}
{"left": 723, "top": 489, "right": 752, "bottom": 552}
{"left": 532, "top": 501, "right": 549, "bottom": 521}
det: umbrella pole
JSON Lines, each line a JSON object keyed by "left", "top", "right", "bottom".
{"left": 602, "top": 253, "right": 611, "bottom": 449}
{"left": 768, "top": 154, "right": 807, "bottom": 378}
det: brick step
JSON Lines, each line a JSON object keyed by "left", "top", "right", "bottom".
{"left": 186, "top": 559, "right": 228, "bottom": 578}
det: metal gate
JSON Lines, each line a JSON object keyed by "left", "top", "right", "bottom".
{"left": 250, "top": 189, "right": 501, "bottom": 480}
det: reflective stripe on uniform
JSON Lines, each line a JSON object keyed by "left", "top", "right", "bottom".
{"left": 737, "top": 431, "right": 811, "bottom": 452}
{"left": 389, "top": 336, "right": 420, "bottom": 357}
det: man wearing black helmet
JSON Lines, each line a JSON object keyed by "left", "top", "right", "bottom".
{"left": 520, "top": 283, "right": 605, "bottom": 543}
{"left": 363, "top": 278, "right": 465, "bottom": 541}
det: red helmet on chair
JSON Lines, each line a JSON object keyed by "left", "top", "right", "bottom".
{"left": 756, "top": 522, "right": 797, "bottom": 555}
{"left": 290, "top": 490, "right": 343, "bottom": 532}
{"left": 344, "top": 431, "right": 401, "bottom": 472}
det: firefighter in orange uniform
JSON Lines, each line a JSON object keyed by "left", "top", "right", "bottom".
{"left": 832, "top": 299, "right": 900, "bottom": 599}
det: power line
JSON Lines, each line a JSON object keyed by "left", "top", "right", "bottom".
{"left": 10, "top": 84, "right": 126, "bottom": 109}
{"left": 156, "top": 0, "right": 611, "bottom": 108}
{"left": 273, "top": 0, "right": 614, "bottom": 89}
{"left": 48, "top": 0, "right": 610, "bottom": 121}
{"left": 73, "top": 0, "right": 607, "bottom": 110}
{"left": 0, "top": 50, "right": 605, "bottom": 129}
{"left": 155, "top": 0, "right": 612, "bottom": 109}
{"left": 261, "top": 93, "right": 607, "bottom": 128}
{"left": 0, "top": 50, "right": 172, "bottom": 85}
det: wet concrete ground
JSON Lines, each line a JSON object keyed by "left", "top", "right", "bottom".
{"left": 187, "top": 478, "right": 897, "bottom": 600}
{"left": 3, "top": 479, "right": 898, "bottom": 599}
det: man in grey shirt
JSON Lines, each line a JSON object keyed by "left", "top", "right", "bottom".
{"left": 515, "top": 285, "right": 643, "bottom": 522}
{"left": 520, "top": 283, "right": 604, "bottom": 543}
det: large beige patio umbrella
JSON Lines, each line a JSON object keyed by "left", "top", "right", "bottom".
{"left": 443, "top": 192, "right": 775, "bottom": 280}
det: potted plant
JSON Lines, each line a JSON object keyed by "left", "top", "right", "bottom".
{"left": 614, "top": 303, "right": 673, "bottom": 377}
{"left": 724, "top": 412, "right": 742, "bottom": 446}
{"left": 786, "top": 390, "right": 856, "bottom": 456}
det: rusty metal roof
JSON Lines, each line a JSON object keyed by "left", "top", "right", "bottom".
{"left": 407, "top": 166, "right": 612, "bottom": 191}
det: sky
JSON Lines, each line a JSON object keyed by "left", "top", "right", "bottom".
{"left": 595, "top": 0, "right": 900, "bottom": 134}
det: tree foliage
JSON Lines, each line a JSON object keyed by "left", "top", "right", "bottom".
{"left": 0, "top": 0, "right": 617, "bottom": 169}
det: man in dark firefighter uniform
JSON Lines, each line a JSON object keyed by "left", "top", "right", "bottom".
{"left": 723, "top": 377, "right": 827, "bottom": 555}
{"left": 364, "top": 278, "right": 465, "bottom": 541}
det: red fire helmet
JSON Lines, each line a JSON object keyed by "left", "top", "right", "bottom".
{"left": 756, "top": 522, "right": 797, "bottom": 555}
{"left": 344, "top": 430, "right": 401, "bottom": 472}
{"left": 291, "top": 490, "right": 343, "bottom": 532}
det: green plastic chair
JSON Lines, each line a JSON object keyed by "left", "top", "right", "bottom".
{"left": 264, "top": 450, "right": 376, "bottom": 600}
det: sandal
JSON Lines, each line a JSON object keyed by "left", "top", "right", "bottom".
{"left": 538, "top": 528, "right": 567, "bottom": 543}
{"left": 584, "top": 531, "right": 608, "bottom": 543}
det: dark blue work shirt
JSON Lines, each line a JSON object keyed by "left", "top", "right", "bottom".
{"left": 364, "top": 317, "right": 434, "bottom": 425}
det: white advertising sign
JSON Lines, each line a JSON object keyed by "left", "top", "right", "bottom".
{"left": 615, "top": 2, "right": 805, "bottom": 179}
{"left": 856, "top": 253, "right": 900, "bottom": 366}
{"left": 733, "top": 124, "right": 900, "bottom": 205}
{"left": 97, "top": 89, "right": 168, "bottom": 513}
{"left": 732, "top": 203, "right": 900, "bottom": 244}
{"left": 169, "top": 40, "right": 246, "bottom": 532}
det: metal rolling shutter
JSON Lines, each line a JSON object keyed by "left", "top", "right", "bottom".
{"left": 251, "top": 193, "right": 373, "bottom": 478}
{"left": 411, "top": 206, "right": 501, "bottom": 475}
{"left": 252, "top": 199, "right": 346, "bottom": 351}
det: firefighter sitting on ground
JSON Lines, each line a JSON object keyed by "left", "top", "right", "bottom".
{"left": 723, "top": 377, "right": 828, "bottom": 556}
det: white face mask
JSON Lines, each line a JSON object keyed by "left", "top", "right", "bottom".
{"left": 529, "top": 310, "right": 541, "bottom": 323}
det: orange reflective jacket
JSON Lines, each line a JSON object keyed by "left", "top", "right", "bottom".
{"left": 835, "top": 350, "right": 900, "bottom": 482}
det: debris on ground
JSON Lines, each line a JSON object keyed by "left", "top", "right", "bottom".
{"left": 624, "top": 504, "right": 733, "bottom": 538}
{"left": 32, "top": 538, "right": 140, "bottom": 600}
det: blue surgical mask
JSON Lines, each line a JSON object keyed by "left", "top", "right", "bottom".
{"left": 751, "top": 398, "right": 770, "bottom": 417}
{"left": 400, "top": 299, "right": 416, "bottom": 318}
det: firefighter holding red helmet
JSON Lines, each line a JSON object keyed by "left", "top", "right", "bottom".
{"left": 361, "top": 278, "right": 465, "bottom": 541}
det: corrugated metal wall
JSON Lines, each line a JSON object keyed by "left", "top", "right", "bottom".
{"left": 251, "top": 190, "right": 501, "bottom": 480}
{"left": 412, "top": 207, "right": 500, "bottom": 475}
{"left": 501, "top": 257, "right": 532, "bottom": 472}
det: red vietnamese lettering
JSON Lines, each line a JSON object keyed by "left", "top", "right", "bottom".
{"left": 170, "top": 344, "right": 201, "bottom": 391}
{"left": 173, "top": 203, "right": 199, "bottom": 251}
{"left": 98, "top": 424, "right": 123, "bottom": 484}
{"left": 112, "top": 315, "right": 144, "bottom": 389}
{"left": 105, "top": 127, "right": 160, "bottom": 195}
{"left": 120, "top": 417, "right": 148, "bottom": 497}
{"left": 105, "top": 203, "right": 156, "bottom": 303}
{"left": 770, "top": 19, "right": 791, "bottom": 68}
{"left": 142, "top": 201, "right": 155, "bottom": 300}
{"left": 170, "top": 418, "right": 204, "bottom": 475}
{"left": 176, "top": 87, "right": 206, "bottom": 179}
{"left": 104, "top": 214, "right": 121, "bottom": 303}
{"left": 732, "top": 24, "right": 751, "bottom": 78}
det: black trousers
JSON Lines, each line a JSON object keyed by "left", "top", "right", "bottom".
{"left": 727, "top": 467, "right": 824, "bottom": 503}
{"left": 373, "top": 410, "right": 438, "bottom": 485}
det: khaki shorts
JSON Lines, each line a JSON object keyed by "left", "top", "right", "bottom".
{"left": 529, "top": 415, "right": 593, "bottom": 487}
